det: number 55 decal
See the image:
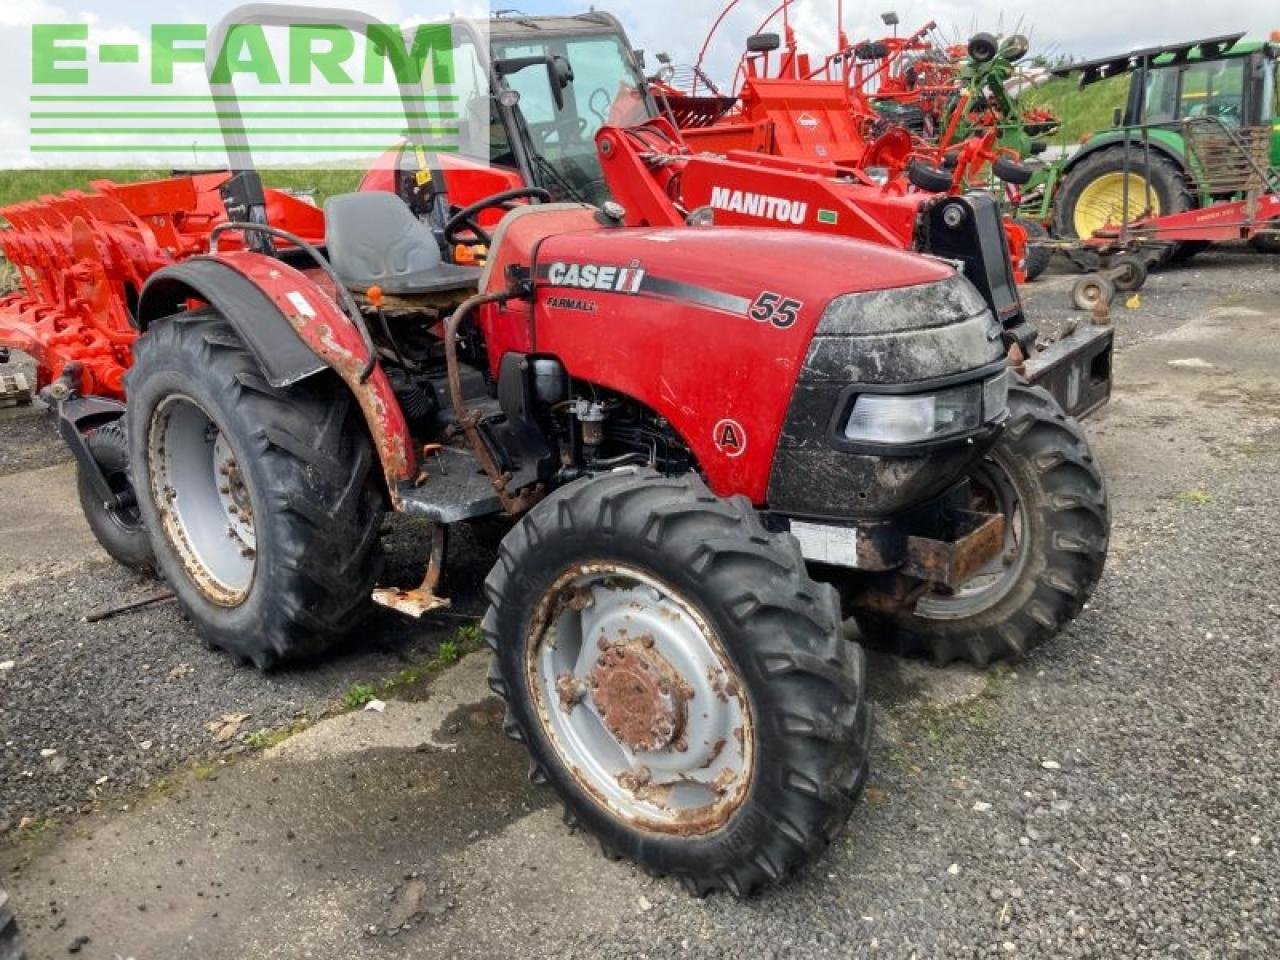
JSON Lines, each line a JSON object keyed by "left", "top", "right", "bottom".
{"left": 750, "top": 291, "right": 803, "bottom": 330}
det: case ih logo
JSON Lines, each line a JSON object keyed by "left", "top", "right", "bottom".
{"left": 545, "top": 262, "right": 646, "bottom": 294}
{"left": 709, "top": 187, "right": 809, "bottom": 226}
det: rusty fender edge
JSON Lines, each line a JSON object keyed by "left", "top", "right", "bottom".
{"left": 137, "top": 255, "right": 417, "bottom": 491}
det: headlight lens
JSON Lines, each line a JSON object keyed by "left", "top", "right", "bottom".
{"left": 843, "top": 371, "right": 1009, "bottom": 445}
{"left": 983, "top": 369, "right": 1010, "bottom": 422}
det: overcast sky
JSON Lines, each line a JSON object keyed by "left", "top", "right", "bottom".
{"left": 594, "top": 0, "right": 1277, "bottom": 80}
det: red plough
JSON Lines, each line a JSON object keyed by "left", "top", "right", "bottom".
{"left": 0, "top": 173, "right": 324, "bottom": 399}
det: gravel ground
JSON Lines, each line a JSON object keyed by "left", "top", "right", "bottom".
{"left": 1, "top": 248, "right": 1278, "bottom": 958}
{"left": 0, "top": 515, "right": 495, "bottom": 831}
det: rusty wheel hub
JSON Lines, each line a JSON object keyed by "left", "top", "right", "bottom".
{"left": 589, "top": 638, "right": 689, "bottom": 753}
{"left": 527, "top": 563, "right": 754, "bottom": 835}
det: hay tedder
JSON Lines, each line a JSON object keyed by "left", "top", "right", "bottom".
{"left": 0, "top": 8, "right": 1111, "bottom": 894}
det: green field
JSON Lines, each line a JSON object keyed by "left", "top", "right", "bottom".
{"left": 0, "top": 168, "right": 362, "bottom": 209}
{"left": 1020, "top": 74, "right": 1130, "bottom": 145}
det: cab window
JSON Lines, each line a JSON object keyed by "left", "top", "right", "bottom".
{"left": 1144, "top": 60, "right": 1246, "bottom": 126}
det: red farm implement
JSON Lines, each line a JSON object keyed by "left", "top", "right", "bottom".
{"left": 647, "top": 3, "right": 1050, "bottom": 280}
{"left": 0, "top": 173, "right": 324, "bottom": 400}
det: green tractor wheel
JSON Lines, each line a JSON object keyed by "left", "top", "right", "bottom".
{"left": 1053, "top": 146, "right": 1195, "bottom": 263}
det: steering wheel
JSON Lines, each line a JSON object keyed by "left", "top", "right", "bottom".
{"left": 444, "top": 187, "right": 553, "bottom": 249}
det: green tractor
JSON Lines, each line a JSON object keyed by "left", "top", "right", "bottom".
{"left": 1046, "top": 32, "right": 1280, "bottom": 257}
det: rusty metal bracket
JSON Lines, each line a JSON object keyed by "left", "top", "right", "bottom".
{"left": 372, "top": 523, "right": 452, "bottom": 618}
{"left": 902, "top": 510, "right": 1006, "bottom": 589}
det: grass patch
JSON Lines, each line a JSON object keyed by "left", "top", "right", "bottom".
{"left": 12, "top": 817, "right": 52, "bottom": 840}
{"left": 1020, "top": 74, "right": 1129, "bottom": 145}
{"left": 342, "top": 682, "right": 378, "bottom": 710}
{"left": 244, "top": 719, "right": 311, "bottom": 752}
{"left": 335, "top": 621, "right": 488, "bottom": 711}
{"left": 191, "top": 762, "right": 220, "bottom": 781}
{"left": 1176, "top": 488, "right": 1214, "bottom": 506}
{"left": 908, "top": 666, "right": 1012, "bottom": 756}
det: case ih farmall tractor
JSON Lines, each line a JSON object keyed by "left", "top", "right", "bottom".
{"left": 0, "top": 9, "right": 1110, "bottom": 894}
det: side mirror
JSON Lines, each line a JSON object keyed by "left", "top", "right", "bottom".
{"left": 1113, "top": 107, "right": 1124, "bottom": 127}
{"left": 747, "top": 33, "right": 781, "bottom": 54}
{"left": 494, "top": 54, "right": 575, "bottom": 111}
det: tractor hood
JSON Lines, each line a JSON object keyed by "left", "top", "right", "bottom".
{"left": 528, "top": 225, "right": 997, "bottom": 506}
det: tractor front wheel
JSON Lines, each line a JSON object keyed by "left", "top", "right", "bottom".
{"left": 485, "top": 470, "right": 870, "bottom": 896}
{"left": 127, "top": 310, "right": 384, "bottom": 669}
{"left": 77, "top": 420, "right": 155, "bottom": 575}
{"left": 855, "top": 384, "right": 1110, "bottom": 665}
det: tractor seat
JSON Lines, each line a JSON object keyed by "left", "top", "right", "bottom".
{"left": 323, "top": 192, "right": 481, "bottom": 296}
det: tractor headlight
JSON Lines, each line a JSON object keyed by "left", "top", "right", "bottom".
{"left": 843, "top": 371, "right": 1008, "bottom": 445}
{"left": 983, "top": 369, "right": 1010, "bottom": 422}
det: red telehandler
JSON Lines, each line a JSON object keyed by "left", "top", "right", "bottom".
{"left": 0, "top": 9, "right": 1109, "bottom": 895}
{"left": 646, "top": 2, "right": 1056, "bottom": 279}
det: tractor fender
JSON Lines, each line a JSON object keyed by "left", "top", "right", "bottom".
{"left": 136, "top": 253, "right": 416, "bottom": 486}
{"left": 1060, "top": 133, "right": 1188, "bottom": 179}
{"left": 136, "top": 257, "right": 328, "bottom": 388}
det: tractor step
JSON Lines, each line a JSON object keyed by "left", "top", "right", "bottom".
{"left": 396, "top": 445, "right": 502, "bottom": 524}
{"left": 0, "top": 372, "right": 32, "bottom": 409}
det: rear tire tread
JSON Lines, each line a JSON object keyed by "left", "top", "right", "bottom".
{"left": 127, "top": 311, "right": 384, "bottom": 667}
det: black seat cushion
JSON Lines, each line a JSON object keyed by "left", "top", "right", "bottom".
{"left": 324, "top": 192, "right": 480, "bottom": 296}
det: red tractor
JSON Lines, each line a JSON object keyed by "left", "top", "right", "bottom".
{"left": 0, "top": 10, "right": 1109, "bottom": 894}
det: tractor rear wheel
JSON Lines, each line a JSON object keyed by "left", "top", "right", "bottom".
{"left": 0, "top": 887, "right": 24, "bottom": 960}
{"left": 77, "top": 420, "right": 155, "bottom": 575}
{"left": 127, "top": 311, "right": 384, "bottom": 669}
{"left": 485, "top": 470, "right": 870, "bottom": 897}
{"left": 855, "top": 384, "right": 1109, "bottom": 666}
{"left": 1053, "top": 146, "right": 1194, "bottom": 263}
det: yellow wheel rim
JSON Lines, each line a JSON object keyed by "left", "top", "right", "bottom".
{"left": 1073, "top": 172, "right": 1161, "bottom": 237}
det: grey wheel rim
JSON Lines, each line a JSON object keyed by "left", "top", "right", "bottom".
{"left": 526, "top": 563, "right": 754, "bottom": 835}
{"left": 915, "top": 456, "right": 1029, "bottom": 620}
{"left": 148, "top": 395, "right": 256, "bottom": 605}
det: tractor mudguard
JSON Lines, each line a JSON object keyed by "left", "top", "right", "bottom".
{"left": 137, "top": 258, "right": 327, "bottom": 388}
{"left": 52, "top": 393, "right": 128, "bottom": 506}
{"left": 136, "top": 253, "right": 417, "bottom": 487}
